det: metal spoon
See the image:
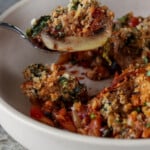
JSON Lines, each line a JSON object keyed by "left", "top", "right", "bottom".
{"left": 0, "top": 22, "right": 40, "bottom": 49}
{"left": 0, "top": 21, "right": 112, "bottom": 52}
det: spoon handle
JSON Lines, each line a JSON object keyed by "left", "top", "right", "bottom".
{"left": 0, "top": 22, "right": 27, "bottom": 39}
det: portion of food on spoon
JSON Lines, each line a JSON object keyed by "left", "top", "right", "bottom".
{"left": 26, "top": 0, "right": 114, "bottom": 52}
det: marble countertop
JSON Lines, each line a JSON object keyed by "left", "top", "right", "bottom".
{"left": 0, "top": 1, "right": 27, "bottom": 149}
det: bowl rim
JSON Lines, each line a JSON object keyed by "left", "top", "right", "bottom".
{"left": 0, "top": 0, "right": 150, "bottom": 147}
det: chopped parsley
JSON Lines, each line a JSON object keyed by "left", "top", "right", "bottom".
{"left": 55, "top": 24, "right": 63, "bottom": 31}
{"left": 146, "top": 70, "right": 150, "bottom": 77}
{"left": 143, "top": 56, "right": 149, "bottom": 64}
{"left": 146, "top": 123, "right": 150, "bottom": 128}
{"left": 118, "top": 15, "right": 128, "bottom": 25}
{"left": 27, "top": 16, "right": 50, "bottom": 37}
{"left": 58, "top": 76, "right": 69, "bottom": 88}
{"left": 71, "top": 0, "right": 80, "bottom": 10}
{"left": 135, "top": 107, "right": 141, "bottom": 113}
{"left": 90, "top": 113, "right": 96, "bottom": 119}
{"left": 115, "top": 118, "right": 121, "bottom": 123}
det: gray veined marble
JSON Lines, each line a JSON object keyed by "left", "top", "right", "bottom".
{"left": 0, "top": 128, "right": 26, "bottom": 150}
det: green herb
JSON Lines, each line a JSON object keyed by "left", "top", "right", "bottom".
{"left": 135, "top": 107, "right": 141, "bottom": 113}
{"left": 115, "top": 118, "right": 121, "bottom": 123}
{"left": 55, "top": 8, "right": 63, "bottom": 13}
{"left": 27, "top": 16, "right": 50, "bottom": 37}
{"left": 146, "top": 70, "right": 150, "bottom": 77}
{"left": 26, "top": 28, "right": 32, "bottom": 36}
{"left": 58, "top": 75, "right": 88, "bottom": 103}
{"left": 71, "top": 0, "right": 80, "bottom": 10}
{"left": 55, "top": 24, "right": 62, "bottom": 31}
{"left": 24, "top": 64, "right": 49, "bottom": 81}
{"left": 71, "top": 5, "right": 78, "bottom": 10}
{"left": 30, "top": 64, "right": 46, "bottom": 77}
{"left": 118, "top": 15, "right": 128, "bottom": 24}
{"left": 58, "top": 76, "right": 69, "bottom": 88}
{"left": 146, "top": 123, "right": 150, "bottom": 128}
{"left": 56, "top": 9, "right": 61, "bottom": 13}
{"left": 143, "top": 56, "right": 149, "bottom": 64}
{"left": 144, "top": 102, "right": 147, "bottom": 106}
{"left": 72, "top": 0, "right": 79, "bottom": 3}
{"left": 102, "top": 42, "right": 112, "bottom": 65}
{"left": 103, "top": 107, "right": 107, "bottom": 111}
{"left": 90, "top": 113, "right": 96, "bottom": 119}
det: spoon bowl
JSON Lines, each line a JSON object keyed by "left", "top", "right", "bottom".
{"left": 0, "top": 0, "right": 114, "bottom": 53}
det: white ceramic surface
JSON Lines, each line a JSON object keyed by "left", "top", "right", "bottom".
{"left": 0, "top": 0, "right": 150, "bottom": 150}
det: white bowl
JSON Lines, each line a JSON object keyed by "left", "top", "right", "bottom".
{"left": 0, "top": 0, "right": 150, "bottom": 150}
